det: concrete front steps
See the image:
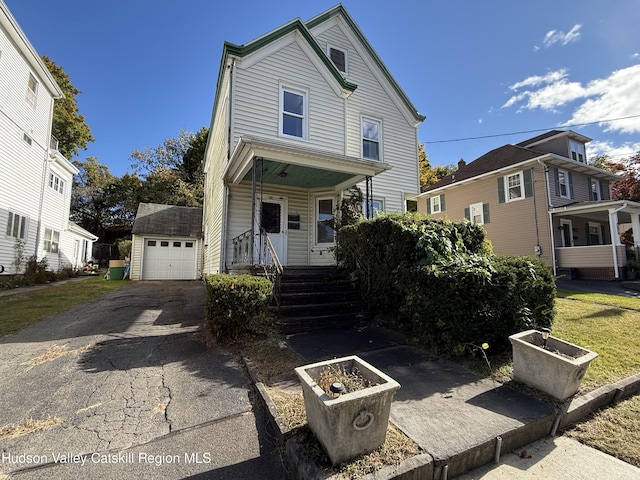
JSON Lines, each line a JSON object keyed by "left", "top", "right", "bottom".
{"left": 273, "top": 266, "right": 369, "bottom": 334}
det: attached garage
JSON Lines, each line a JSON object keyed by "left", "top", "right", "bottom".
{"left": 131, "top": 203, "right": 203, "bottom": 281}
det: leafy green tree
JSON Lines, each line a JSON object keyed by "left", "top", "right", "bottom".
{"left": 419, "top": 143, "right": 456, "bottom": 191}
{"left": 41, "top": 56, "right": 94, "bottom": 159}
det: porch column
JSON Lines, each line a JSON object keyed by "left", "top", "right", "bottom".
{"left": 608, "top": 208, "right": 621, "bottom": 280}
{"left": 631, "top": 213, "right": 640, "bottom": 259}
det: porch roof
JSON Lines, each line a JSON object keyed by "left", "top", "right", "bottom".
{"left": 224, "top": 136, "right": 391, "bottom": 191}
{"left": 550, "top": 200, "right": 640, "bottom": 223}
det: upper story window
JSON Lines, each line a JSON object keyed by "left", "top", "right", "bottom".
{"left": 26, "top": 73, "right": 38, "bottom": 108}
{"left": 590, "top": 178, "right": 601, "bottom": 201}
{"left": 505, "top": 172, "right": 524, "bottom": 201}
{"left": 6, "top": 212, "right": 28, "bottom": 240}
{"left": 570, "top": 140, "right": 586, "bottom": 163}
{"left": 362, "top": 117, "right": 381, "bottom": 160}
{"left": 49, "top": 173, "right": 65, "bottom": 194}
{"left": 328, "top": 45, "right": 347, "bottom": 74}
{"left": 280, "top": 85, "right": 308, "bottom": 140}
{"left": 23, "top": 133, "right": 32, "bottom": 146}
{"left": 557, "top": 169, "right": 571, "bottom": 198}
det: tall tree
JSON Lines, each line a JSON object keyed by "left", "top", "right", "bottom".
{"left": 41, "top": 56, "right": 94, "bottom": 159}
{"left": 418, "top": 143, "right": 456, "bottom": 191}
{"left": 71, "top": 157, "right": 117, "bottom": 238}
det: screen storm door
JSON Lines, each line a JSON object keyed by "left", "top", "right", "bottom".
{"left": 254, "top": 197, "right": 287, "bottom": 265}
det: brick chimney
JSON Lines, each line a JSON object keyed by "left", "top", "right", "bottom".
{"left": 458, "top": 158, "right": 466, "bottom": 170}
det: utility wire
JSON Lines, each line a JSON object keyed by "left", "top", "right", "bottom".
{"left": 423, "top": 114, "right": 640, "bottom": 144}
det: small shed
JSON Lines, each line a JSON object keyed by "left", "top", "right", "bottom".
{"left": 130, "top": 203, "right": 203, "bottom": 280}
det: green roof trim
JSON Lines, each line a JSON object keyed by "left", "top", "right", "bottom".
{"left": 306, "top": 5, "right": 425, "bottom": 123}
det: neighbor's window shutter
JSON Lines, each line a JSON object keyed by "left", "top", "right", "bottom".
{"left": 554, "top": 168, "right": 560, "bottom": 196}
{"left": 464, "top": 206, "right": 470, "bottom": 220}
{"left": 483, "top": 203, "right": 490, "bottom": 224}
{"left": 426, "top": 198, "right": 431, "bottom": 214}
{"left": 440, "top": 194, "right": 445, "bottom": 212}
{"left": 588, "top": 177, "right": 594, "bottom": 201}
{"left": 602, "top": 181, "right": 610, "bottom": 200}
{"left": 497, "top": 177, "right": 505, "bottom": 203}
{"left": 524, "top": 169, "right": 533, "bottom": 198}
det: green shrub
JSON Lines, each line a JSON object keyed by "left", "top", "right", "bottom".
{"left": 23, "top": 256, "right": 49, "bottom": 284}
{"left": 336, "top": 214, "right": 555, "bottom": 355}
{"left": 205, "top": 274, "right": 273, "bottom": 342}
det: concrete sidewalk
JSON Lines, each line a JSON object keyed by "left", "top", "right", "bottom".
{"left": 282, "top": 325, "right": 640, "bottom": 479}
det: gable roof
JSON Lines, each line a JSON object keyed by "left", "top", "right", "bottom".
{"left": 132, "top": 203, "right": 203, "bottom": 237}
{"left": 516, "top": 129, "right": 591, "bottom": 148}
{"left": 209, "top": 4, "right": 424, "bottom": 130}
{"left": 424, "top": 145, "right": 543, "bottom": 192}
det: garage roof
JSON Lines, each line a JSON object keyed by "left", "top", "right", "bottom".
{"left": 132, "top": 203, "right": 203, "bottom": 237}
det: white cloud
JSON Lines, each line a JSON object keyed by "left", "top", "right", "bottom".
{"left": 632, "top": 52, "right": 640, "bottom": 59}
{"left": 542, "top": 24, "right": 582, "bottom": 47}
{"left": 503, "top": 64, "right": 640, "bottom": 134}
{"left": 588, "top": 140, "right": 640, "bottom": 160}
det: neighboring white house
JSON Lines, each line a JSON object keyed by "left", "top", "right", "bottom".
{"left": 202, "top": 4, "right": 425, "bottom": 274}
{"left": 0, "top": 1, "right": 97, "bottom": 273}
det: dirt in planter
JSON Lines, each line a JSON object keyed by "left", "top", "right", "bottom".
{"left": 317, "top": 364, "right": 379, "bottom": 396}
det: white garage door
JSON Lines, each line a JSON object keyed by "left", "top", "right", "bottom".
{"left": 142, "top": 238, "right": 197, "bottom": 280}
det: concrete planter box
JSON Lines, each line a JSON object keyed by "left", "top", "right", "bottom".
{"left": 295, "top": 355, "right": 400, "bottom": 465}
{"left": 509, "top": 330, "right": 598, "bottom": 401}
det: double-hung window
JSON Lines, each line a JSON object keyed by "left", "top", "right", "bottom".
{"left": 43, "top": 228, "right": 60, "bottom": 253}
{"left": 362, "top": 117, "right": 381, "bottom": 160}
{"left": 280, "top": 85, "right": 308, "bottom": 140}
{"left": 49, "top": 173, "right": 65, "bottom": 194}
{"left": 363, "top": 198, "right": 384, "bottom": 218}
{"left": 431, "top": 195, "right": 441, "bottom": 213}
{"left": 6, "top": 212, "right": 28, "bottom": 240}
{"left": 505, "top": 172, "right": 524, "bottom": 201}
{"left": 26, "top": 73, "right": 38, "bottom": 108}
{"left": 469, "top": 203, "right": 485, "bottom": 225}
{"left": 590, "top": 178, "right": 601, "bottom": 201}
{"left": 570, "top": 140, "right": 585, "bottom": 163}
{"left": 558, "top": 169, "right": 570, "bottom": 198}
{"left": 315, "top": 197, "right": 335, "bottom": 245}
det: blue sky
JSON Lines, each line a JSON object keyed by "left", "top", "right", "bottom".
{"left": 6, "top": 0, "right": 640, "bottom": 176}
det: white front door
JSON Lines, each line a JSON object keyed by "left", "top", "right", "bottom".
{"left": 254, "top": 196, "right": 287, "bottom": 265}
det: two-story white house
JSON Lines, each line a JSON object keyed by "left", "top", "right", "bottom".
{"left": 201, "top": 4, "right": 425, "bottom": 274}
{"left": 0, "top": 1, "right": 97, "bottom": 274}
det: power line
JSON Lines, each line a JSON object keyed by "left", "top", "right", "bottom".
{"left": 423, "top": 114, "right": 640, "bottom": 144}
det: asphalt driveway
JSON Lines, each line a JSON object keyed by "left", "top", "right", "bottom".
{"left": 0, "top": 280, "right": 286, "bottom": 479}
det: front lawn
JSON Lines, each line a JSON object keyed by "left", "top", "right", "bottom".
{"left": 0, "top": 277, "right": 128, "bottom": 338}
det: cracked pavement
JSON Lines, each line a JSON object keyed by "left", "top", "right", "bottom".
{"left": 0, "top": 281, "right": 287, "bottom": 479}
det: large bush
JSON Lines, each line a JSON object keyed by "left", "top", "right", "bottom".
{"left": 205, "top": 274, "right": 273, "bottom": 342}
{"left": 336, "top": 214, "right": 555, "bottom": 354}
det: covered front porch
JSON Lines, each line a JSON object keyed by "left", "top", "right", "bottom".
{"left": 551, "top": 200, "right": 640, "bottom": 280}
{"left": 222, "top": 136, "right": 390, "bottom": 273}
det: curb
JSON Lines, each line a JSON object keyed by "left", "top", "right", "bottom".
{"left": 243, "top": 355, "right": 640, "bottom": 480}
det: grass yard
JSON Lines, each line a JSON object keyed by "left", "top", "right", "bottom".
{"left": 0, "top": 277, "right": 128, "bottom": 338}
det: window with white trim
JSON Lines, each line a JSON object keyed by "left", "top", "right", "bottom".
{"left": 588, "top": 222, "right": 603, "bottom": 245}
{"left": 362, "top": 117, "right": 381, "bottom": 160}
{"left": 590, "top": 178, "right": 601, "bottom": 201}
{"left": 328, "top": 45, "right": 347, "bottom": 74}
{"left": 570, "top": 140, "right": 586, "bottom": 163}
{"left": 558, "top": 169, "right": 570, "bottom": 198}
{"left": 280, "top": 85, "right": 308, "bottom": 140}
{"left": 6, "top": 212, "right": 28, "bottom": 240}
{"left": 505, "top": 171, "right": 524, "bottom": 201}
{"left": 469, "top": 202, "right": 486, "bottom": 225}
{"left": 431, "top": 195, "right": 442, "bottom": 214}
{"left": 26, "top": 73, "right": 38, "bottom": 108}
{"left": 43, "top": 228, "right": 60, "bottom": 253}
{"left": 49, "top": 173, "right": 65, "bottom": 194}
{"left": 315, "top": 197, "right": 335, "bottom": 245}
{"left": 363, "top": 198, "right": 384, "bottom": 218}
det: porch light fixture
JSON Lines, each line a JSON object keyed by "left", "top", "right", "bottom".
{"left": 540, "top": 328, "right": 551, "bottom": 349}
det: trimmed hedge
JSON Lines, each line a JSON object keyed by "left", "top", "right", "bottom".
{"left": 205, "top": 274, "right": 273, "bottom": 341}
{"left": 336, "top": 213, "right": 555, "bottom": 354}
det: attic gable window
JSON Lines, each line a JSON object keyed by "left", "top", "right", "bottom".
{"left": 570, "top": 140, "right": 586, "bottom": 163}
{"left": 280, "top": 85, "right": 308, "bottom": 140}
{"left": 328, "top": 46, "right": 347, "bottom": 74}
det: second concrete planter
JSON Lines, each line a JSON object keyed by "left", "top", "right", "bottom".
{"left": 295, "top": 355, "right": 400, "bottom": 465}
{"left": 509, "top": 329, "right": 598, "bottom": 401}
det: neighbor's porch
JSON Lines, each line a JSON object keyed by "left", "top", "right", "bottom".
{"left": 551, "top": 200, "right": 640, "bottom": 280}
{"left": 223, "top": 136, "right": 390, "bottom": 273}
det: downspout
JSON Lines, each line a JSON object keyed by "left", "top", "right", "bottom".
{"left": 539, "top": 159, "right": 557, "bottom": 276}
{"left": 221, "top": 59, "right": 235, "bottom": 272}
